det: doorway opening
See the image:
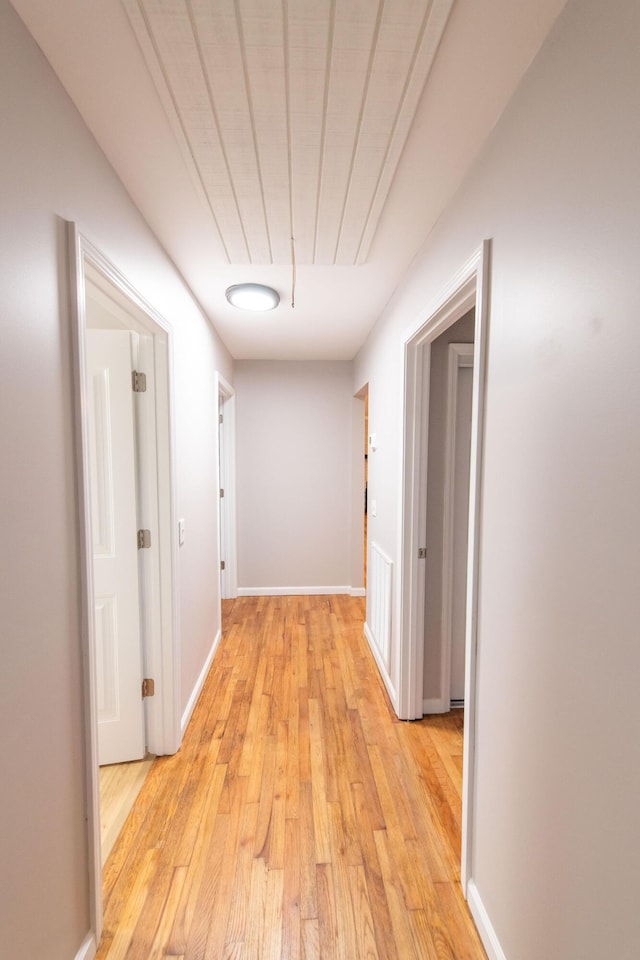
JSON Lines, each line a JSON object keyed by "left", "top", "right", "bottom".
{"left": 354, "top": 384, "right": 369, "bottom": 595}
{"left": 399, "top": 241, "right": 490, "bottom": 894}
{"left": 84, "top": 289, "right": 157, "bottom": 866}
{"left": 217, "top": 373, "right": 237, "bottom": 601}
{"left": 364, "top": 387, "right": 369, "bottom": 588}
{"left": 422, "top": 318, "right": 475, "bottom": 714}
{"left": 69, "top": 225, "right": 180, "bottom": 944}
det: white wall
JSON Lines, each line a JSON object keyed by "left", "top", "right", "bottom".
{"left": 0, "top": 4, "right": 232, "bottom": 956}
{"left": 235, "top": 361, "right": 358, "bottom": 593}
{"left": 354, "top": 0, "right": 640, "bottom": 957}
{"left": 173, "top": 310, "right": 231, "bottom": 712}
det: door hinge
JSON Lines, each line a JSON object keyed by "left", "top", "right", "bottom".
{"left": 220, "top": 488, "right": 225, "bottom": 498}
{"left": 220, "top": 560, "right": 226, "bottom": 571}
{"left": 418, "top": 547, "right": 427, "bottom": 559}
{"left": 142, "top": 678, "right": 155, "bottom": 698}
{"left": 137, "top": 528, "right": 151, "bottom": 549}
{"left": 132, "top": 370, "right": 147, "bottom": 393}
{"left": 219, "top": 413, "right": 223, "bottom": 424}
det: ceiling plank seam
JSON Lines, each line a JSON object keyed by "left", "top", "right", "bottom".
{"left": 281, "top": 0, "right": 295, "bottom": 282}
{"left": 355, "top": 0, "right": 456, "bottom": 263}
{"left": 232, "top": 0, "right": 275, "bottom": 264}
{"left": 355, "top": 0, "right": 437, "bottom": 264}
{"left": 186, "top": 0, "right": 252, "bottom": 262}
{"left": 330, "top": 0, "right": 387, "bottom": 266}
{"left": 133, "top": 0, "right": 233, "bottom": 263}
{"left": 312, "top": 0, "right": 337, "bottom": 266}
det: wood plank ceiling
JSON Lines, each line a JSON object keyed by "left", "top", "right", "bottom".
{"left": 123, "top": 0, "right": 455, "bottom": 266}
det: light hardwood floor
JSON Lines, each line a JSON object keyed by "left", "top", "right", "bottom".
{"left": 97, "top": 595, "right": 486, "bottom": 959}
{"left": 100, "top": 758, "right": 155, "bottom": 864}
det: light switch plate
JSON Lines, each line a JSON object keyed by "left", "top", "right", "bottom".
{"left": 178, "top": 519, "right": 185, "bottom": 546}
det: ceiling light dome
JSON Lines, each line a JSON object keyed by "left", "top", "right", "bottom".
{"left": 225, "top": 283, "right": 280, "bottom": 311}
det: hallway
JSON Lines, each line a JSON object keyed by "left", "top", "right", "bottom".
{"left": 97, "top": 595, "right": 485, "bottom": 959}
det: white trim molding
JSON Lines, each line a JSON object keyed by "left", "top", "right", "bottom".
{"left": 181, "top": 628, "right": 221, "bottom": 734}
{"left": 398, "top": 240, "right": 492, "bottom": 898}
{"left": 216, "top": 373, "right": 238, "bottom": 601}
{"left": 364, "top": 622, "right": 398, "bottom": 710}
{"left": 422, "top": 697, "right": 449, "bottom": 714}
{"left": 350, "top": 587, "right": 366, "bottom": 597}
{"left": 74, "top": 932, "right": 97, "bottom": 960}
{"left": 237, "top": 585, "right": 355, "bottom": 597}
{"left": 467, "top": 881, "right": 507, "bottom": 960}
{"left": 68, "top": 223, "right": 181, "bottom": 945}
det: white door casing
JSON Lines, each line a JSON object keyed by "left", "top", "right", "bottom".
{"left": 443, "top": 345, "right": 474, "bottom": 705}
{"left": 399, "top": 239, "right": 491, "bottom": 894}
{"left": 70, "top": 223, "right": 181, "bottom": 948}
{"left": 218, "top": 389, "right": 227, "bottom": 596}
{"left": 217, "top": 373, "right": 237, "bottom": 600}
{"left": 86, "top": 329, "right": 145, "bottom": 765}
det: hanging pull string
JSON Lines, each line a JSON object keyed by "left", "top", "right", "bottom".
{"left": 290, "top": 235, "right": 296, "bottom": 309}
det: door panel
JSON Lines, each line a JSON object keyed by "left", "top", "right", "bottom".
{"left": 87, "top": 329, "right": 144, "bottom": 765}
{"left": 94, "top": 596, "right": 118, "bottom": 722}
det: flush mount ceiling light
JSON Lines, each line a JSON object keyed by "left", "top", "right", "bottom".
{"left": 225, "top": 283, "right": 280, "bottom": 311}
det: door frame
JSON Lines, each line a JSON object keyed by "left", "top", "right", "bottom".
{"left": 352, "top": 384, "right": 368, "bottom": 597}
{"left": 399, "top": 240, "right": 490, "bottom": 892}
{"left": 441, "top": 342, "right": 475, "bottom": 710}
{"left": 216, "top": 373, "right": 237, "bottom": 600}
{"left": 68, "top": 224, "right": 181, "bottom": 942}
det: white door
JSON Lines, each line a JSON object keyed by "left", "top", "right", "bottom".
{"left": 218, "top": 391, "right": 227, "bottom": 597}
{"left": 450, "top": 363, "right": 473, "bottom": 703}
{"left": 86, "top": 329, "right": 145, "bottom": 765}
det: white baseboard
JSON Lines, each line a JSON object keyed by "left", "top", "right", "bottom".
{"left": 237, "top": 585, "right": 354, "bottom": 597}
{"left": 422, "top": 697, "right": 449, "bottom": 714}
{"left": 350, "top": 587, "right": 366, "bottom": 597}
{"left": 75, "top": 932, "right": 97, "bottom": 960}
{"left": 363, "top": 622, "right": 397, "bottom": 710}
{"left": 181, "top": 628, "right": 221, "bottom": 733}
{"left": 466, "top": 879, "right": 507, "bottom": 960}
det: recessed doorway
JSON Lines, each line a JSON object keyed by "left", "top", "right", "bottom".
{"left": 422, "top": 315, "right": 475, "bottom": 714}
{"left": 354, "top": 384, "right": 369, "bottom": 594}
{"left": 399, "top": 241, "right": 490, "bottom": 894}
{"left": 70, "top": 225, "right": 181, "bottom": 942}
